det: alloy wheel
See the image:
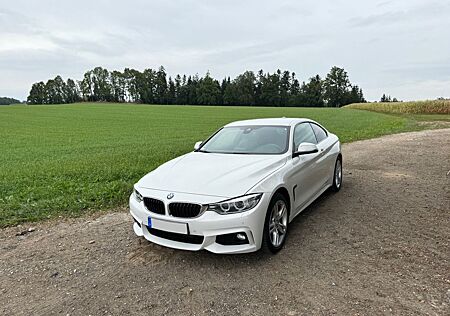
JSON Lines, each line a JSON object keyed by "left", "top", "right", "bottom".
{"left": 335, "top": 159, "right": 342, "bottom": 189}
{"left": 268, "top": 200, "right": 288, "bottom": 247}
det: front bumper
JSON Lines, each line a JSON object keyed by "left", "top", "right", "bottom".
{"left": 129, "top": 189, "right": 270, "bottom": 254}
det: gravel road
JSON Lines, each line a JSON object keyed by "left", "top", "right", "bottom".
{"left": 1, "top": 129, "right": 449, "bottom": 316}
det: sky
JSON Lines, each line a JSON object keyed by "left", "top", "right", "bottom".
{"left": 1, "top": 0, "right": 449, "bottom": 101}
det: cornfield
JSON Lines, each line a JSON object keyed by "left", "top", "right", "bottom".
{"left": 345, "top": 100, "right": 450, "bottom": 114}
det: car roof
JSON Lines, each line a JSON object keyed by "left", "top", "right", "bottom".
{"left": 224, "top": 117, "right": 311, "bottom": 127}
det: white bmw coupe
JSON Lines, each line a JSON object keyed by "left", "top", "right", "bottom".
{"left": 130, "top": 118, "right": 342, "bottom": 254}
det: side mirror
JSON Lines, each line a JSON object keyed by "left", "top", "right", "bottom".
{"left": 194, "top": 141, "right": 203, "bottom": 151}
{"left": 293, "top": 142, "right": 319, "bottom": 157}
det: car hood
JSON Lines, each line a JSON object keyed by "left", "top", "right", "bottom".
{"left": 138, "top": 152, "right": 287, "bottom": 198}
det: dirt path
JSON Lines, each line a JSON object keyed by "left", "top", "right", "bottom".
{"left": 1, "top": 129, "right": 449, "bottom": 316}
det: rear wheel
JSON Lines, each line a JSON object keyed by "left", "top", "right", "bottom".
{"left": 331, "top": 157, "right": 342, "bottom": 192}
{"left": 261, "top": 193, "right": 289, "bottom": 254}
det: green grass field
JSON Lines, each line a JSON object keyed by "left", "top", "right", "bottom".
{"left": 0, "top": 103, "right": 441, "bottom": 227}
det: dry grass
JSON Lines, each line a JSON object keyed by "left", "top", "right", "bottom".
{"left": 345, "top": 100, "right": 450, "bottom": 114}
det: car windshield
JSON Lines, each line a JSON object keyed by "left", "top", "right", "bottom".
{"left": 199, "top": 125, "right": 290, "bottom": 155}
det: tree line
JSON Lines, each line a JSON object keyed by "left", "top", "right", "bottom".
{"left": 0, "top": 97, "right": 22, "bottom": 105}
{"left": 27, "top": 66, "right": 365, "bottom": 107}
{"left": 380, "top": 94, "right": 399, "bottom": 102}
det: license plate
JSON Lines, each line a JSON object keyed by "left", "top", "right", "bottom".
{"left": 147, "top": 216, "right": 188, "bottom": 234}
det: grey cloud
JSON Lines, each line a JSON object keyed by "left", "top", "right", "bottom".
{"left": 349, "top": 11, "right": 405, "bottom": 27}
{"left": 376, "top": 1, "right": 393, "bottom": 8}
{"left": 383, "top": 62, "right": 450, "bottom": 82}
{"left": 47, "top": 32, "right": 134, "bottom": 58}
{"left": 202, "top": 33, "right": 321, "bottom": 67}
{"left": 0, "top": 0, "right": 449, "bottom": 100}
{"left": 349, "top": 1, "right": 450, "bottom": 27}
{"left": 0, "top": 9, "right": 40, "bottom": 34}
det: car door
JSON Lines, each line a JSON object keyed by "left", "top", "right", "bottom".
{"left": 286, "top": 122, "right": 322, "bottom": 217}
{"left": 310, "top": 123, "right": 333, "bottom": 189}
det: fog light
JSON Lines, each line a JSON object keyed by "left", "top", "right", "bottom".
{"left": 216, "top": 232, "right": 249, "bottom": 245}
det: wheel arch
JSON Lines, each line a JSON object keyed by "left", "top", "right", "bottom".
{"left": 270, "top": 187, "right": 291, "bottom": 216}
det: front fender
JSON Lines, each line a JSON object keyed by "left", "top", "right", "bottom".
{"left": 246, "top": 165, "right": 292, "bottom": 217}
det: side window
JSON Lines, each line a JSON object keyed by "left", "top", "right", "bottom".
{"left": 293, "top": 123, "right": 317, "bottom": 149}
{"left": 310, "top": 123, "right": 328, "bottom": 143}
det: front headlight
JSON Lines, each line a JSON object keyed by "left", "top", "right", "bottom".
{"left": 133, "top": 188, "right": 143, "bottom": 202}
{"left": 207, "top": 193, "right": 262, "bottom": 215}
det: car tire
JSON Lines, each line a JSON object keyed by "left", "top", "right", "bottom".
{"left": 261, "top": 192, "right": 289, "bottom": 254}
{"left": 331, "top": 156, "right": 342, "bottom": 192}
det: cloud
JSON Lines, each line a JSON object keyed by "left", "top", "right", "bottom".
{"left": 0, "top": 34, "right": 58, "bottom": 53}
{"left": 349, "top": 1, "right": 450, "bottom": 28}
{"left": 349, "top": 11, "right": 405, "bottom": 27}
{"left": 384, "top": 62, "right": 450, "bottom": 82}
{"left": 0, "top": 0, "right": 449, "bottom": 101}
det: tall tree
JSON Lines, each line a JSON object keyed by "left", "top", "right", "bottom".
{"left": 65, "top": 78, "right": 80, "bottom": 103}
{"left": 167, "top": 77, "right": 176, "bottom": 104}
{"left": 174, "top": 75, "right": 182, "bottom": 104}
{"left": 196, "top": 72, "right": 221, "bottom": 105}
{"left": 299, "top": 75, "right": 324, "bottom": 107}
{"left": 91, "top": 67, "right": 112, "bottom": 102}
{"left": 259, "top": 71, "right": 281, "bottom": 106}
{"left": 219, "top": 77, "right": 231, "bottom": 105}
{"left": 224, "top": 71, "right": 256, "bottom": 106}
{"left": 254, "top": 70, "right": 264, "bottom": 106}
{"left": 27, "top": 82, "right": 46, "bottom": 104}
{"left": 123, "top": 68, "right": 141, "bottom": 102}
{"left": 155, "top": 66, "right": 168, "bottom": 104}
{"left": 323, "top": 66, "right": 351, "bottom": 107}
{"left": 187, "top": 75, "right": 199, "bottom": 105}
{"left": 80, "top": 70, "right": 94, "bottom": 101}
{"left": 140, "top": 68, "right": 156, "bottom": 104}
{"left": 177, "top": 75, "right": 189, "bottom": 105}
{"left": 45, "top": 76, "right": 66, "bottom": 104}
{"left": 110, "top": 71, "right": 126, "bottom": 103}
{"left": 289, "top": 72, "right": 300, "bottom": 106}
{"left": 346, "top": 85, "right": 365, "bottom": 104}
{"left": 279, "top": 70, "right": 291, "bottom": 106}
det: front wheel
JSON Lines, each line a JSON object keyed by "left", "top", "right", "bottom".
{"left": 261, "top": 193, "right": 289, "bottom": 254}
{"left": 331, "top": 157, "right": 342, "bottom": 192}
